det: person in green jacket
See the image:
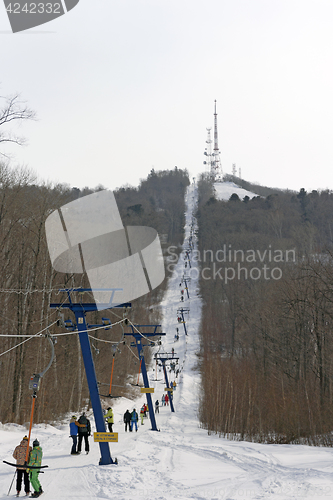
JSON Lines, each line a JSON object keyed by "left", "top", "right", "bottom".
{"left": 28, "top": 439, "right": 43, "bottom": 498}
{"left": 104, "top": 407, "right": 114, "bottom": 432}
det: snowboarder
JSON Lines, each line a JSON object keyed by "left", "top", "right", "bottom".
{"left": 77, "top": 413, "right": 90, "bottom": 454}
{"left": 165, "top": 393, "right": 169, "bottom": 406}
{"left": 131, "top": 409, "right": 138, "bottom": 432}
{"left": 140, "top": 406, "right": 145, "bottom": 425}
{"left": 28, "top": 439, "right": 43, "bottom": 498}
{"left": 13, "top": 435, "right": 32, "bottom": 497}
{"left": 69, "top": 415, "right": 86, "bottom": 455}
{"left": 104, "top": 407, "right": 114, "bottom": 432}
{"left": 161, "top": 394, "right": 165, "bottom": 406}
{"left": 155, "top": 400, "right": 159, "bottom": 413}
{"left": 123, "top": 409, "right": 132, "bottom": 432}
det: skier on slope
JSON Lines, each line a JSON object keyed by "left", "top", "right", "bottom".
{"left": 140, "top": 406, "right": 145, "bottom": 425}
{"left": 104, "top": 407, "right": 114, "bottom": 432}
{"left": 13, "top": 435, "right": 32, "bottom": 497}
{"left": 28, "top": 439, "right": 43, "bottom": 498}
{"left": 69, "top": 415, "right": 86, "bottom": 455}
{"left": 123, "top": 410, "right": 132, "bottom": 432}
{"left": 131, "top": 409, "right": 138, "bottom": 432}
{"left": 77, "top": 413, "right": 91, "bottom": 454}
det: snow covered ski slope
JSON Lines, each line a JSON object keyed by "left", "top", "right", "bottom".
{"left": 2, "top": 184, "right": 333, "bottom": 500}
{"left": 214, "top": 182, "right": 257, "bottom": 201}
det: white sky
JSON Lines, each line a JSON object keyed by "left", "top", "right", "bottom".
{"left": 1, "top": 0, "right": 333, "bottom": 192}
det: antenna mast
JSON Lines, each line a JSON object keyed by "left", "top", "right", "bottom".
{"left": 203, "top": 127, "right": 213, "bottom": 173}
{"left": 212, "top": 100, "right": 223, "bottom": 182}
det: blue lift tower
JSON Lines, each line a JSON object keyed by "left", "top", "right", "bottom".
{"left": 50, "top": 288, "right": 130, "bottom": 466}
{"left": 177, "top": 307, "right": 190, "bottom": 336}
{"left": 124, "top": 324, "right": 165, "bottom": 431}
{"left": 154, "top": 352, "right": 179, "bottom": 413}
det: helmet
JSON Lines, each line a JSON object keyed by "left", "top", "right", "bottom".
{"left": 72, "top": 415, "right": 77, "bottom": 419}
{"left": 33, "top": 439, "right": 39, "bottom": 447}
{"left": 23, "top": 436, "right": 28, "bottom": 441}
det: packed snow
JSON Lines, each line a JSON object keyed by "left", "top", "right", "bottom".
{"left": 214, "top": 182, "right": 258, "bottom": 201}
{"left": 1, "top": 184, "right": 333, "bottom": 500}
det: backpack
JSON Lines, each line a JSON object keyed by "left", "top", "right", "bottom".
{"left": 78, "top": 415, "right": 89, "bottom": 433}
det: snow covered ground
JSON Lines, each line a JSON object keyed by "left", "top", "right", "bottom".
{"left": 214, "top": 182, "right": 258, "bottom": 201}
{"left": 2, "top": 184, "right": 333, "bottom": 500}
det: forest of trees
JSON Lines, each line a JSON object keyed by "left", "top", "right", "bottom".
{"left": 197, "top": 174, "right": 333, "bottom": 445}
{"left": 0, "top": 162, "right": 189, "bottom": 424}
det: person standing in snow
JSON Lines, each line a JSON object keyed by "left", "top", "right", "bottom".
{"left": 155, "top": 400, "right": 159, "bottom": 413}
{"left": 123, "top": 409, "right": 132, "bottom": 432}
{"left": 140, "top": 406, "right": 145, "bottom": 425}
{"left": 131, "top": 408, "right": 138, "bottom": 432}
{"left": 28, "top": 439, "right": 43, "bottom": 498}
{"left": 77, "top": 413, "right": 91, "bottom": 454}
{"left": 164, "top": 393, "right": 169, "bottom": 406}
{"left": 104, "top": 407, "right": 114, "bottom": 432}
{"left": 13, "top": 435, "right": 32, "bottom": 497}
{"left": 69, "top": 415, "right": 86, "bottom": 455}
{"left": 161, "top": 394, "right": 165, "bottom": 406}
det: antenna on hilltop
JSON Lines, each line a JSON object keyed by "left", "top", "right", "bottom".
{"left": 203, "top": 127, "right": 213, "bottom": 174}
{"left": 204, "top": 101, "right": 223, "bottom": 182}
{"left": 212, "top": 100, "right": 223, "bottom": 182}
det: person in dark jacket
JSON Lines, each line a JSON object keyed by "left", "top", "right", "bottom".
{"left": 69, "top": 415, "right": 86, "bottom": 455}
{"left": 13, "top": 436, "right": 31, "bottom": 497}
{"left": 77, "top": 413, "right": 91, "bottom": 454}
{"left": 28, "top": 439, "right": 43, "bottom": 498}
{"left": 123, "top": 410, "right": 131, "bottom": 432}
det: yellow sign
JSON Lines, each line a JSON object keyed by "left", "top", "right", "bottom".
{"left": 165, "top": 387, "right": 173, "bottom": 392}
{"left": 93, "top": 432, "right": 118, "bottom": 442}
{"left": 140, "top": 387, "right": 154, "bottom": 393}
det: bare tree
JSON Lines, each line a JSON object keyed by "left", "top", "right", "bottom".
{"left": 0, "top": 92, "right": 36, "bottom": 154}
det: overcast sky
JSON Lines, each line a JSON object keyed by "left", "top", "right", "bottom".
{"left": 0, "top": 0, "right": 333, "bottom": 192}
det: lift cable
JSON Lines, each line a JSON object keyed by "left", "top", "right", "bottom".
{"left": 0, "top": 320, "right": 58, "bottom": 358}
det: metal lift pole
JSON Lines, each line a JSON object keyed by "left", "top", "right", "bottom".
{"left": 162, "top": 361, "right": 175, "bottom": 413}
{"left": 184, "top": 278, "right": 190, "bottom": 299}
{"left": 73, "top": 306, "right": 113, "bottom": 465}
{"left": 180, "top": 309, "right": 188, "bottom": 336}
{"left": 50, "top": 289, "right": 131, "bottom": 466}
{"left": 135, "top": 337, "right": 158, "bottom": 431}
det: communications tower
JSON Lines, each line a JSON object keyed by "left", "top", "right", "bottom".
{"left": 203, "top": 127, "right": 213, "bottom": 173}
{"left": 212, "top": 100, "right": 223, "bottom": 181}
